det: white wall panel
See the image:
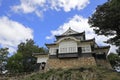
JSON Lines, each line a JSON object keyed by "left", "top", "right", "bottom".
{"left": 37, "top": 57, "right": 48, "bottom": 63}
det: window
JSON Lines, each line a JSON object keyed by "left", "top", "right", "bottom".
{"left": 82, "top": 45, "right": 91, "bottom": 53}
{"left": 49, "top": 48, "right": 57, "bottom": 55}
{"left": 86, "top": 46, "right": 90, "bottom": 51}
{"left": 60, "top": 47, "right": 76, "bottom": 53}
{"left": 60, "top": 48, "right": 67, "bottom": 53}
{"left": 68, "top": 47, "right": 76, "bottom": 53}
{"left": 59, "top": 40, "right": 77, "bottom": 53}
{"left": 82, "top": 47, "right": 86, "bottom": 53}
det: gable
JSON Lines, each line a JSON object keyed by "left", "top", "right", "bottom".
{"left": 56, "top": 36, "right": 80, "bottom": 43}
{"left": 62, "top": 27, "right": 79, "bottom": 35}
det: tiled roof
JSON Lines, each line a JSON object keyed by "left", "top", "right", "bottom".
{"left": 55, "top": 31, "right": 85, "bottom": 39}
{"left": 95, "top": 46, "right": 110, "bottom": 49}
{"left": 45, "top": 43, "right": 56, "bottom": 46}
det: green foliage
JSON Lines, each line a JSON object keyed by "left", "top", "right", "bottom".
{"left": 107, "top": 53, "right": 120, "bottom": 69}
{"left": 6, "top": 52, "right": 23, "bottom": 73}
{"left": 22, "top": 67, "right": 120, "bottom": 80}
{"left": 18, "top": 39, "right": 41, "bottom": 56}
{"left": 0, "top": 48, "right": 9, "bottom": 73}
{"left": 7, "top": 39, "right": 48, "bottom": 73}
{"left": 112, "top": 77, "right": 120, "bottom": 80}
{"left": 1, "top": 67, "right": 120, "bottom": 80}
{"left": 117, "top": 47, "right": 120, "bottom": 56}
{"left": 88, "top": 0, "right": 120, "bottom": 47}
{"left": 17, "top": 39, "right": 47, "bottom": 72}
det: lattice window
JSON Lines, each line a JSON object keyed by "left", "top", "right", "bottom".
{"left": 59, "top": 40, "right": 77, "bottom": 53}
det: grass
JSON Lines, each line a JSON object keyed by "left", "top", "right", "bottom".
{"left": 22, "top": 67, "right": 120, "bottom": 80}
{"left": 2, "top": 66, "right": 119, "bottom": 80}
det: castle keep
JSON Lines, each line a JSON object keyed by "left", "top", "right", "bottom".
{"left": 33, "top": 28, "right": 111, "bottom": 70}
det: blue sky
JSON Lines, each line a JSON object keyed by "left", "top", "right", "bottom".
{"left": 0, "top": 0, "right": 116, "bottom": 54}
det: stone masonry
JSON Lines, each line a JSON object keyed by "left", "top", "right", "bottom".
{"left": 46, "top": 57, "right": 96, "bottom": 70}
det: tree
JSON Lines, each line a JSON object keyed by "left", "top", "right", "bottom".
{"left": 7, "top": 39, "right": 48, "bottom": 73}
{"left": 88, "top": 0, "right": 120, "bottom": 51}
{"left": 6, "top": 52, "right": 23, "bottom": 73}
{"left": 116, "top": 47, "right": 120, "bottom": 56}
{"left": 108, "top": 53, "right": 120, "bottom": 70}
{"left": 17, "top": 39, "right": 46, "bottom": 72}
{"left": 88, "top": 0, "right": 120, "bottom": 71}
{"left": 0, "top": 48, "right": 9, "bottom": 74}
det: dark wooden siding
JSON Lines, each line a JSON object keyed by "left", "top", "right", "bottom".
{"left": 49, "top": 55, "right": 57, "bottom": 58}
{"left": 58, "top": 53, "right": 78, "bottom": 58}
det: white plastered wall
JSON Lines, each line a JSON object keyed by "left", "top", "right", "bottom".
{"left": 37, "top": 57, "right": 48, "bottom": 63}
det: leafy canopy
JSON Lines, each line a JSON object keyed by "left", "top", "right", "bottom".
{"left": 7, "top": 39, "right": 48, "bottom": 73}
{"left": 88, "top": 0, "right": 120, "bottom": 45}
{"left": 6, "top": 52, "right": 23, "bottom": 73}
{"left": 0, "top": 48, "right": 9, "bottom": 73}
{"left": 108, "top": 53, "right": 120, "bottom": 69}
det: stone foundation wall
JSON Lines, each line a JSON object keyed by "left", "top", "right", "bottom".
{"left": 46, "top": 57, "right": 96, "bottom": 70}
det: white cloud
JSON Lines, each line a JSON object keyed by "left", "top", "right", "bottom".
{"left": 49, "top": 0, "right": 89, "bottom": 12}
{"left": 0, "top": 16, "right": 33, "bottom": 53}
{"left": 12, "top": 0, "right": 46, "bottom": 18}
{"left": 12, "top": 0, "right": 46, "bottom": 13}
{"left": 109, "top": 45, "right": 117, "bottom": 54}
{"left": 46, "top": 15, "right": 94, "bottom": 39}
{"left": 46, "top": 15, "right": 117, "bottom": 53}
{"left": 11, "top": 0, "right": 89, "bottom": 17}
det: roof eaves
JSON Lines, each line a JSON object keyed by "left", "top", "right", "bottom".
{"left": 81, "top": 38, "right": 95, "bottom": 42}
{"left": 95, "top": 46, "right": 110, "bottom": 49}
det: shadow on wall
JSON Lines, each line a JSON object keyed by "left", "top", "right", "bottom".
{"left": 35, "top": 62, "right": 46, "bottom": 71}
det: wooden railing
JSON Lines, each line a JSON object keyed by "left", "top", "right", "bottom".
{"left": 57, "top": 53, "right": 79, "bottom": 58}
